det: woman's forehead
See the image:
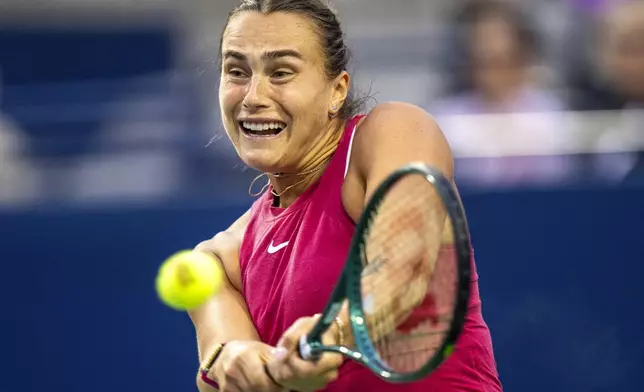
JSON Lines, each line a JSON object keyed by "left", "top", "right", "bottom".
{"left": 222, "top": 12, "right": 320, "bottom": 59}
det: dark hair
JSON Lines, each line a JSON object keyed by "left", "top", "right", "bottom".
{"left": 459, "top": 0, "right": 540, "bottom": 62}
{"left": 219, "top": 0, "right": 365, "bottom": 119}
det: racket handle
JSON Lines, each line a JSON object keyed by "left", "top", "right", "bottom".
{"left": 298, "top": 335, "right": 321, "bottom": 361}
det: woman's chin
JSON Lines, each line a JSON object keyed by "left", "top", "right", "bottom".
{"left": 240, "top": 152, "right": 286, "bottom": 174}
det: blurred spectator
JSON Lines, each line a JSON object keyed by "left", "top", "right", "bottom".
{"left": 434, "top": 0, "right": 565, "bottom": 115}
{"left": 433, "top": 1, "right": 574, "bottom": 188}
{"left": 567, "top": 1, "right": 644, "bottom": 183}
{"left": 570, "top": 0, "right": 644, "bottom": 110}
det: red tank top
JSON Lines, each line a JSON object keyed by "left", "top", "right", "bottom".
{"left": 239, "top": 116, "right": 503, "bottom": 391}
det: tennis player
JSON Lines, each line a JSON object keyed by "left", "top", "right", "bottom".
{"left": 190, "top": 1, "right": 502, "bottom": 391}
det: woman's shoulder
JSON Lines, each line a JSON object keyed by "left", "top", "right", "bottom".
{"left": 352, "top": 102, "right": 448, "bottom": 165}
{"left": 342, "top": 102, "right": 451, "bottom": 219}
{"left": 359, "top": 101, "right": 435, "bottom": 122}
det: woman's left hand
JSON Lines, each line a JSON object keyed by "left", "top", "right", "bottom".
{"left": 265, "top": 315, "right": 344, "bottom": 392}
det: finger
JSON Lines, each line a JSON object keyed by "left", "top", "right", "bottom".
{"left": 324, "top": 369, "right": 339, "bottom": 384}
{"left": 224, "top": 361, "right": 278, "bottom": 392}
{"left": 250, "top": 358, "right": 290, "bottom": 392}
{"left": 274, "top": 316, "right": 318, "bottom": 361}
{"left": 270, "top": 347, "right": 341, "bottom": 385}
{"left": 212, "top": 362, "right": 226, "bottom": 391}
{"left": 276, "top": 319, "right": 308, "bottom": 352}
{"left": 270, "top": 341, "right": 343, "bottom": 380}
{"left": 263, "top": 363, "right": 290, "bottom": 391}
{"left": 218, "top": 378, "right": 243, "bottom": 392}
{"left": 272, "top": 323, "right": 302, "bottom": 362}
{"left": 219, "top": 363, "right": 244, "bottom": 392}
{"left": 219, "top": 356, "right": 255, "bottom": 392}
{"left": 266, "top": 352, "right": 295, "bottom": 386}
{"left": 319, "top": 353, "right": 344, "bottom": 373}
{"left": 281, "top": 359, "right": 339, "bottom": 392}
{"left": 234, "top": 364, "right": 255, "bottom": 392}
{"left": 285, "top": 350, "right": 343, "bottom": 377}
{"left": 267, "top": 354, "right": 339, "bottom": 392}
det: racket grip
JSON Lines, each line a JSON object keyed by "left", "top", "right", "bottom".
{"left": 298, "top": 335, "right": 320, "bottom": 361}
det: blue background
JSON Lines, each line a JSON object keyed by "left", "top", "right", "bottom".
{"left": 2, "top": 185, "right": 643, "bottom": 392}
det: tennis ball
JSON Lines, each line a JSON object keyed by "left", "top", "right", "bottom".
{"left": 155, "top": 250, "right": 224, "bottom": 311}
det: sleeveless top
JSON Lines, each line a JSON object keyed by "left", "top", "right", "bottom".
{"left": 239, "top": 115, "right": 503, "bottom": 391}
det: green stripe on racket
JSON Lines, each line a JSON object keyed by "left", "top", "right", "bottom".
{"left": 297, "top": 162, "right": 472, "bottom": 383}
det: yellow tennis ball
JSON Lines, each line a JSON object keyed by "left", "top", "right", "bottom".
{"left": 155, "top": 250, "right": 224, "bottom": 311}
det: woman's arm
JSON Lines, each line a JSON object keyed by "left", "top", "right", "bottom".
{"left": 188, "top": 210, "right": 261, "bottom": 390}
{"left": 341, "top": 101, "right": 455, "bottom": 340}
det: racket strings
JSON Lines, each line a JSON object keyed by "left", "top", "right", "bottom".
{"left": 359, "top": 175, "right": 457, "bottom": 373}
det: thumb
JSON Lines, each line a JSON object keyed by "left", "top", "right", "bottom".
{"left": 270, "top": 345, "right": 289, "bottom": 363}
{"left": 271, "top": 330, "right": 296, "bottom": 363}
{"left": 273, "top": 315, "right": 319, "bottom": 363}
{"left": 272, "top": 330, "right": 298, "bottom": 363}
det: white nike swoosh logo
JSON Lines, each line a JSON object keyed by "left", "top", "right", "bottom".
{"left": 267, "top": 240, "right": 289, "bottom": 254}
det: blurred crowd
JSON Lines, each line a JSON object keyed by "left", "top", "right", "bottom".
{"left": 428, "top": 0, "right": 644, "bottom": 187}
{"left": 435, "top": 0, "right": 644, "bottom": 114}
{"left": 1, "top": 0, "right": 643, "bottom": 206}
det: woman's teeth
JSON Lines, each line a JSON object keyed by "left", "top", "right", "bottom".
{"left": 241, "top": 121, "right": 286, "bottom": 135}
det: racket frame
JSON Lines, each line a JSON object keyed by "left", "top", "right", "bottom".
{"left": 298, "top": 162, "right": 472, "bottom": 383}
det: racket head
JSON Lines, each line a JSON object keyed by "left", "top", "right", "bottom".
{"left": 344, "top": 162, "right": 472, "bottom": 382}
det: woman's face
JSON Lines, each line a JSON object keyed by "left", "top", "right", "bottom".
{"left": 603, "top": 6, "right": 644, "bottom": 101}
{"left": 219, "top": 11, "right": 345, "bottom": 173}
{"left": 470, "top": 16, "right": 525, "bottom": 96}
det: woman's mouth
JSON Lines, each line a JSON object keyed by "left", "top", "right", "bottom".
{"left": 239, "top": 121, "right": 287, "bottom": 137}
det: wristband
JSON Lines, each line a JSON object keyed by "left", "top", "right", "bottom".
{"left": 199, "top": 343, "right": 226, "bottom": 389}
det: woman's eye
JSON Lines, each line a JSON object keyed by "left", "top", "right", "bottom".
{"left": 273, "top": 71, "right": 292, "bottom": 78}
{"left": 229, "top": 69, "right": 246, "bottom": 78}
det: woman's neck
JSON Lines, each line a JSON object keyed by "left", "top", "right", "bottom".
{"left": 270, "top": 120, "right": 345, "bottom": 208}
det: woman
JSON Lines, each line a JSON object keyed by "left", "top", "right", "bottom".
{"left": 190, "top": 1, "right": 502, "bottom": 391}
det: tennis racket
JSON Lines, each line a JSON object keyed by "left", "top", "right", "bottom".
{"left": 297, "top": 162, "right": 472, "bottom": 383}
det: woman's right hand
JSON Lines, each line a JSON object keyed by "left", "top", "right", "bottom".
{"left": 204, "top": 340, "right": 287, "bottom": 392}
